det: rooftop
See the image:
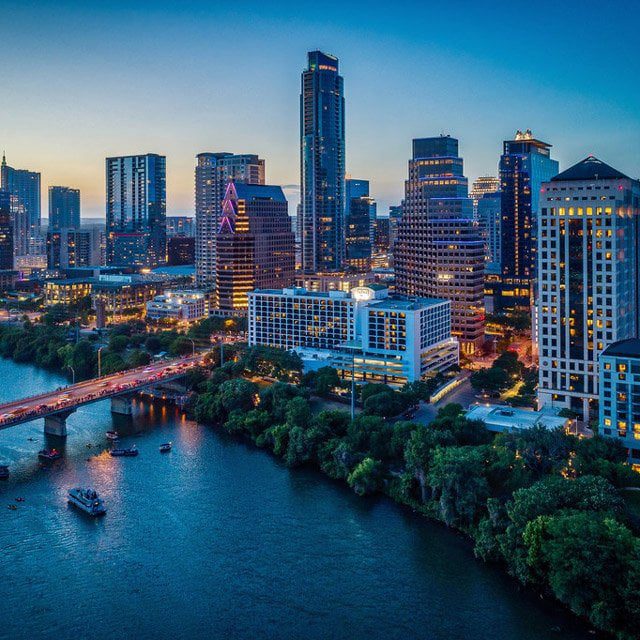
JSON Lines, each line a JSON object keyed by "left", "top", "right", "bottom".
{"left": 234, "top": 183, "right": 286, "bottom": 203}
{"left": 466, "top": 404, "right": 570, "bottom": 432}
{"left": 602, "top": 338, "right": 640, "bottom": 359}
{"left": 551, "top": 155, "right": 630, "bottom": 182}
{"left": 369, "top": 297, "right": 448, "bottom": 311}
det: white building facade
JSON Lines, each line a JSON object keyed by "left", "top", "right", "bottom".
{"left": 146, "top": 290, "right": 207, "bottom": 323}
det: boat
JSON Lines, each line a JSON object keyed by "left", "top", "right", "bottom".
{"left": 15, "top": 497, "right": 24, "bottom": 502}
{"left": 159, "top": 442, "right": 172, "bottom": 453}
{"left": 109, "top": 445, "right": 138, "bottom": 457}
{"left": 68, "top": 488, "right": 106, "bottom": 516}
{"left": 0, "top": 465, "right": 8, "bottom": 479}
{"left": 38, "top": 448, "right": 62, "bottom": 461}
{"left": 7, "top": 504, "right": 17, "bottom": 511}
{"left": 105, "top": 431, "right": 119, "bottom": 440}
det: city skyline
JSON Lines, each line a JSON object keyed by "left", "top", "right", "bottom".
{"left": 2, "top": 2, "right": 639, "bottom": 219}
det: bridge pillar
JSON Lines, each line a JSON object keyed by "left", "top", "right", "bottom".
{"left": 44, "top": 409, "right": 76, "bottom": 437}
{"left": 111, "top": 394, "right": 134, "bottom": 416}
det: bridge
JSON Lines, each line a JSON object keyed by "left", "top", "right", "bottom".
{"left": 0, "top": 354, "right": 207, "bottom": 437}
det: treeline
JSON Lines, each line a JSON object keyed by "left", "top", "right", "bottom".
{"left": 194, "top": 361, "right": 640, "bottom": 639}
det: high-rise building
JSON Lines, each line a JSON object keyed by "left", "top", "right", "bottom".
{"left": 106, "top": 154, "right": 166, "bottom": 268}
{"left": 388, "top": 205, "right": 403, "bottom": 253}
{"left": 300, "top": 51, "right": 346, "bottom": 273}
{"left": 395, "top": 136, "right": 485, "bottom": 354}
{"left": 0, "top": 190, "right": 14, "bottom": 269}
{"left": 195, "top": 152, "right": 265, "bottom": 288}
{"left": 373, "top": 216, "right": 390, "bottom": 253}
{"left": 537, "top": 156, "right": 640, "bottom": 419}
{"left": 0, "top": 153, "right": 41, "bottom": 257}
{"left": 345, "top": 178, "right": 375, "bottom": 270}
{"left": 49, "top": 186, "right": 80, "bottom": 230}
{"left": 497, "top": 130, "right": 559, "bottom": 311}
{"left": 167, "top": 236, "right": 195, "bottom": 266}
{"left": 166, "top": 215, "right": 195, "bottom": 238}
{"left": 215, "top": 182, "right": 295, "bottom": 312}
{"left": 477, "top": 191, "right": 502, "bottom": 272}
{"left": 470, "top": 175, "right": 500, "bottom": 212}
{"left": 46, "top": 229, "right": 91, "bottom": 269}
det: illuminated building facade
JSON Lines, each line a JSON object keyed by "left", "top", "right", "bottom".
{"left": 46, "top": 229, "right": 91, "bottom": 269}
{"left": 106, "top": 154, "right": 166, "bottom": 268}
{"left": 470, "top": 175, "right": 500, "bottom": 212}
{"left": 0, "top": 190, "right": 14, "bottom": 269}
{"left": 477, "top": 190, "right": 502, "bottom": 272}
{"left": 295, "top": 270, "right": 375, "bottom": 293}
{"left": 49, "top": 186, "right": 80, "bottom": 230}
{"left": 1, "top": 153, "right": 41, "bottom": 257}
{"left": 395, "top": 136, "right": 485, "bottom": 354}
{"left": 166, "top": 216, "right": 195, "bottom": 238}
{"left": 248, "top": 285, "right": 458, "bottom": 385}
{"left": 300, "top": 51, "right": 345, "bottom": 273}
{"left": 167, "top": 236, "right": 195, "bottom": 266}
{"left": 146, "top": 290, "right": 207, "bottom": 323}
{"left": 195, "top": 152, "right": 265, "bottom": 289}
{"left": 496, "top": 130, "right": 558, "bottom": 311}
{"left": 215, "top": 182, "right": 295, "bottom": 312}
{"left": 537, "top": 156, "right": 640, "bottom": 420}
{"left": 345, "top": 179, "right": 375, "bottom": 270}
{"left": 44, "top": 278, "right": 93, "bottom": 307}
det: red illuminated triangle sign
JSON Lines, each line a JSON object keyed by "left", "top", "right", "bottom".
{"left": 219, "top": 181, "right": 239, "bottom": 233}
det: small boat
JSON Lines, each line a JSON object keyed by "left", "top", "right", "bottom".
{"left": 68, "top": 487, "right": 106, "bottom": 516}
{"left": 105, "top": 431, "right": 119, "bottom": 441}
{"left": 0, "top": 465, "right": 9, "bottom": 479}
{"left": 7, "top": 504, "right": 17, "bottom": 511}
{"left": 38, "top": 448, "right": 62, "bottom": 461}
{"left": 15, "top": 497, "right": 24, "bottom": 502}
{"left": 159, "top": 442, "right": 172, "bottom": 453}
{"left": 109, "top": 445, "right": 138, "bottom": 457}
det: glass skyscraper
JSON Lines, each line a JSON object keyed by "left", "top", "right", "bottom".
{"left": 0, "top": 190, "right": 14, "bottom": 269}
{"left": 345, "top": 178, "right": 375, "bottom": 270}
{"left": 0, "top": 153, "right": 41, "bottom": 257}
{"left": 496, "top": 130, "right": 559, "bottom": 311}
{"left": 300, "top": 50, "right": 345, "bottom": 273}
{"left": 49, "top": 186, "right": 80, "bottom": 230}
{"left": 106, "top": 153, "right": 166, "bottom": 268}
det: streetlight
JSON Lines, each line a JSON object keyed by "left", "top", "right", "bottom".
{"left": 342, "top": 340, "right": 360, "bottom": 421}
{"left": 97, "top": 346, "right": 105, "bottom": 378}
{"left": 188, "top": 338, "right": 196, "bottom": 357}
{"left": 65, "top": 365, "right": 75, "bottom": 385}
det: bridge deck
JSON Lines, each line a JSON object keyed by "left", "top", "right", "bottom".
{"left": 0, "top": 354, "right": 206, "bottom": 430}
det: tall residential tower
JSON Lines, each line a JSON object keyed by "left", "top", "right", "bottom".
{"left": 49, "top": 186, "right": 80, "bottom": 231}
{"left": 300, "top": 51, "right": 346, "bottom": 273}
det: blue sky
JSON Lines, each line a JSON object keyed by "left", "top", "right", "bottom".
{"left": 1, "top": 0, "right": 639, "bottom": 218}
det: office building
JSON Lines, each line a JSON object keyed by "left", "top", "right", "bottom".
{"left": 295, "top": 270, "right": 375, "bottom": 293}
{"left": 470, "top": 176, "right": 500, "bottom": 212}
{"left": 167, "top": 236, "right": 195, "bottom": 266}
{"left": 248, "top": 285, "right": 458, "bottom": 386}
{"left": 44, "top": 278, "right": 93, "bottom": 307}
{"left": 49, "top": 186, "right": 80, "bottom": 230}
{"left": 106, "top": 154, "right": 166, "bottom": 268}
{"left": 1, "top": 153, "right": 41, "bottom": 257}
{"left": 195, "top": 152, "right": 265, "bottom": 288}
{"left": 46, "top": 229, "right": 91, "bottom": 269}
{"left": 215, "top": 182, "right": 295, "bottom": 312}
{"left": 300, "top": 51, "right": 346, "bottom": 273}
{"left": 394, "top": 136, "right": 485, "bottom": 354}
{"left": 537, "top": 156, "right": 640, "bottom": 420}
{"left": 146, "top": 290, "right": 207, "bottom": 324}
{"left": 477, "top": 191, "right": 502, "bottom": 272}
{"left": 497, "top": 130, "right": 559, "bottom": 311}
{"left": 0, "top": 190, "right": 14, "bottom": 269}
{"left": 373, "top": 216, "right": 390, "bottom": 252}
{"left": 166, "top": 216, "right": 195, "bottom": 238}
{"left": 345, "top": 178, "right": 375, "bottom": 270}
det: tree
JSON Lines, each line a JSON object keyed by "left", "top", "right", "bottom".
{"left": 100, "top": 352, "right": 126, "bottom": 375}
{"left": 494, "top": 351, "right": 522, "bottom": 376}
{"left": 216, "top": 378, "right": 258, "bottom": 416}
{"left": 145, "top": 335, "right": 162, "bottom": 354}
{"left": 128, "top": 349, "right": 151, "bottom": 368}
{"left": 363, "top": 391, "right": 403, "bottom": 418}
{"left": 170, "top": 335, "right": 194, "bottom": 356}
{"left": 312, "top": 366, "right": 341, "bottom": 397}
{"left": 470, "top": 367, "right": 510, "bottom": 393}
{"left": 71, "top": 340, "right": 97, "bottom": 379}
{"left": 109, "top": 334, "right": 129, "bottom": 353}
{"left": 360, "top": 383, "right": 394, "bottom": 405}
{"left": 347, "top": 457, "right": 384, "bottom": 496}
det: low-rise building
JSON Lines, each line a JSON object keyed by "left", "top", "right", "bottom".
{"left": 44, "top": 278, "right": 93, "bottom": 307}
{"left": 248, "top": 285, "right": 458, "bottom": 386}
{"left": 466, "top": 404, "right": 572, "bottom": 433}
{"left": 599, "top": 339, "right": 640, "bottom": 468}
{"left": 294, "top": 271, "right": 375, "bottom": 293}
{"left": 146, "top": 290, "right": 207, "bottom": 323}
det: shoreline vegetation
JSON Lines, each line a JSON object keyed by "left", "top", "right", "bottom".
{"left": 1, "top": 314, "right": 639, "bottom": 638}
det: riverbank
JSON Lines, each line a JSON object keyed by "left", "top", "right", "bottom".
{"left": 194, "top": 365, "right": 640, "bottom": 640}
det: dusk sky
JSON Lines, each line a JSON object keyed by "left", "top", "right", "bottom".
{"left": 2, "top": 0, "right": 639, "bottom": 218}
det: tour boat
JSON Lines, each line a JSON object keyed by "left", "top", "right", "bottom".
{"left": 0, "top": 465, "right": 8, "bottom": 479}
{"left": 159, "top": 442, "right": 172, "bottom": 453}
{"left": 109, "top": 445, "right": 138, "bottom": 457}
{"left": 38, "top": 448, "right": 62, "bottom": 461}
{"left": 68, "top": 488, "right": 106, "bottom": 516}
{"left": 105, "top": 431, "right": 119, "bottom": 440}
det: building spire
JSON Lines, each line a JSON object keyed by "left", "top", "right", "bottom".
{"left": 1, "top": 151, "right": 5, "bottom": 168}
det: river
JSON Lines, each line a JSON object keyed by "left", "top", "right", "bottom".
{"left": 0, "top": 357, "right": 596, "bottom": 640}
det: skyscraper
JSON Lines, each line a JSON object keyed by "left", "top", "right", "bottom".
{"left": 395, "top": 136, "right": 485, "bottom": 354}
{"left": 0, "top": 153, "right": 41, "bottom": 257}
{"left": 477, "top": 190, "right": 502, "bottom": 272}
{"left": 195, "top": 152, "right": 265, "bottom": 288}
{"left": 216, "top": 182, "right": 295, "bottom": 311}
{"left": 0, "top": 190, "right": 14, "bottom": 270}
{"left": 106, "top": 154, "right": 166, "bottom": 268}
{"left": 49, "top": 186, "right": 80, "bottom": 230}
{"left": 537, "top": 156, "right": 640, "bottom": 419}
{"left": 345, "top": 178, "right": 375, "bottom": 271}
{"left": 46, "top": 229, "right": 91, "bottom": 269}
{"left": 470, "top": 175, "right": 500, "bottom": 212}
{"left": 496, "top": 130, "right": 559, "bottom": 311}
{"left": 300, "top": 51, "right": 345, "bottom": 273}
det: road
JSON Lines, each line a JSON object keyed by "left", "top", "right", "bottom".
{"left": 412, "top": 377, "right": 483, "bottom": 425}
{"left": 0, "top": 354, "right": 206, "bottom": 429}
